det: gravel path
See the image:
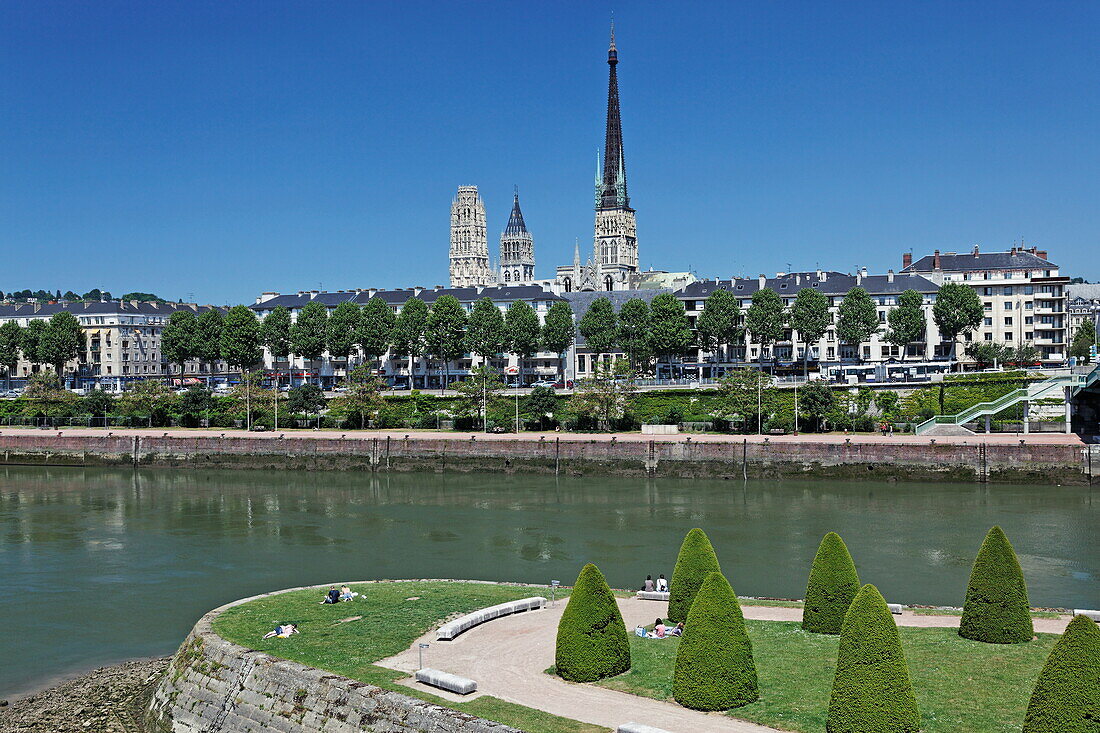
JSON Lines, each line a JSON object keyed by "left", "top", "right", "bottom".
{"left": 377, "top": 598, "right": 1071, "bottom": 733}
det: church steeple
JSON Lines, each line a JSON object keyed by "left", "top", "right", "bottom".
{"left": 599, "top": 21, "right": 628, "bottom": 211}
{"left": 499, "top": 186, "right": 535, "bottom": 284}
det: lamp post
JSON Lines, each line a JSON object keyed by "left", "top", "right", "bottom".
{"left": 551, "top": 579, "right": 560, "bottom": 606}
{"left": 418, "top": 643, "right": 429, "bottom": 671}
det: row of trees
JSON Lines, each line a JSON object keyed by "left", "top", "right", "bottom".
{"left": 0, "top": 312, "right": 85, "bottom": 386}
{"left": 575, "top": 282, "right": 985, "bottom": 376}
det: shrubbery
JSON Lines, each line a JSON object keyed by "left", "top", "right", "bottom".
{"left": 803, "top": 532, "right": 860, "bottom": 634}
{"left": 554, "top": 563, "right": 630, "bottom": 682}
{"left": 672, "top": 571, "right": 758, "bottom": 710}
{"left": 959, "top": 526, "right": 1033, "bottom": 644}
{"left": 826, "top": 583, "right": 921, "bottom": 733}
{"left": 1022, "top": 614, "right": 1100, "bottom": 732}
{"left": 668, "top": 528, "right": 722, "bottom": 623}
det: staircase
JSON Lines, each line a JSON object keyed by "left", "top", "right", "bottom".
{"left": 915, "top": 365, "right": 1100, "bottom": 436}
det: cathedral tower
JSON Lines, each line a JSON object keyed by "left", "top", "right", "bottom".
{"left": 593, "top": 22, "right": 638, "bottom": 288}
{"left": 449, "top": 185, "right": 494, "bottom": 287}
{"left": 499, "top": 187, "right": 535, "bottom": 284}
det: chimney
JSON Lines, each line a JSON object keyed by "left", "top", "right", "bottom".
{"left": 902, "top": 252, "right": 912, "bottom": 269}
{"left": 888, "top": 269, "right": 895, "bottom": 283}
{"left": 933, "top": 250, "right": 942, "bottom": 269}
{"left": 860, "top": 266, "right": 868, "bottom": 278}
{"left": 1010, "top": 246, "right": 1017, "bottom": 255}
{"left": 1037, "top": 250, "right": 1048, "bottom": 260}
{"left": 973, "top": 244, "right": 980, "bottom": 257}
{"left": 758, "top": 274, "right": 766, "bottom": 289}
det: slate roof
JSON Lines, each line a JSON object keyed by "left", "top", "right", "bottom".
{"left": 0, "top": 301, "right": 223, "bottom": 318}
{"left": 251, "top": 284, "right": 563, "bottom": 312}
{"left": 1067, "top": 284, "right": 1100, "bottom": 302}
{"left": 903, "top": 250, "right": 1057, "bottom": 272}
{"left": 675, "top": 272, "right": 939, "bottom": 300}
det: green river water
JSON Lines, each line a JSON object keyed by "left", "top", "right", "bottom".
{"left": 0, "top": 465, "right": 1095, "bottom": 699}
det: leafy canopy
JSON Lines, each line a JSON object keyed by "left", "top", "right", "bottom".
{"left": 579, "top": 297, "right": 618, "bottom": 353}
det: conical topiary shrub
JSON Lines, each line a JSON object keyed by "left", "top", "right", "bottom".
{"left": 673, "top": 571, "right": 758, "bottom": 710}
{"left": 959, "top": 526, "right": 1034, "bottom": 644}
{"left": 668, "top": 528, "right": 722, "bottom": 623}
{"left": 803, "top": 531, "right": 861, "bottom": 634}
{"left": 554, "top": 563, "right": 630, "bottom": 682}
{"left": 826, "top": 584, "right": 921, "bottom": 733}
{"left": 1021, "top": 614, "right": 1100, "bottom": 732}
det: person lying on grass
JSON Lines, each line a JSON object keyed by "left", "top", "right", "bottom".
{"left": 262, "top": 623, "right": 299, "bottom": 639}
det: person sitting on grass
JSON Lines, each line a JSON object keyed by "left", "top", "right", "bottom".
{"left": 647, "top": 618, "right": 667, "bottom": 639}
{"left": 668, "top": 621, "right": 684, "bottom": 636}
{"left": 320, "top": 587, "right": 340, "bottom": 604}
{"left": 339, "top": 585, "right": 358, "bottom": 602}
{"left": 263, "top": 623, "right": 298, "bottom": 639}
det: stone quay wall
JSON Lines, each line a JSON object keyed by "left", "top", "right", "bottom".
{"left": 0, "top": 432, "right": 1095, "bottom": 484}
{"left": 144, "top": 583, "right": 521, "bottom": 733}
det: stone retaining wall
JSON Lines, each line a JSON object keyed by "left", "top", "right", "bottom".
{"left": 144, "top": 582, "right": 522, "bottom": 733}
{"left": 0, "top": 432, "right": 1095, "bottom": 484}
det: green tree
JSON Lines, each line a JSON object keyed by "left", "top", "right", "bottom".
{"left": 696, "top": 288, "right": 742, "bottom": 363}
{"left": 0, "top": 320, "right": 22, "bottom": 389}
{"left": 673, "top": 571, "right": 757, "bottom": 710}
{"left": 669, "top": 528, "right": 723, "bottom": 623}
{"left": 579, "top": 297, "right": 618, "bottom": 354}
{"left": 1070, "top": 320, "right": 1096, "bottom": 363}
{"left": 452, "top": 364, "right": 506, "bottom": 430}
{"left": 41, "top": 311, "right": 84, "bottom": 382}
{"left": 466, "top": 297, "right": 507, "bottom": 363}
{"left": 195, "top": 309, "right": 225, "bottom": 372}
{"left": 789, "top": 287, "right": 831, "bottom": 377}
{"left": 286, "top": 383, "right": 326, "bottom": 416}
{"left": 505, "top": 300, "right": 541, "bottom": 384}
{"left": 960, "top": 525, "right": 1033, "bottom": 644}
{"left": 648, "top": 292, "right": 693, "bottom": 377}
{"left": 1012, "top": 343, "right": 1042, "bottom": 366}
{"left": 328, "top": 364, "right": 385, "bottom": 428}
{"left": 221, "top": 305, "right": 262, "bottom": 372}
{"left": 425, "top": 295, "right": 467, "bottom": 390}
{"left": 326, "top": 301, "right": 362, "bottom": 370}
{"left": 745, "top": 288, "right": 785, "bottom": 368}
{"left": 118, "top": 379, "right": 177, "bottom": 423}
{"left": 798, "top": 381, "right": 837, "bottom": 432}
{"left": 392, "top": 297, "right": 428, "bottom": 388}
{"left": 554, "top": 563, "right": 630, "bottom": 682}
{"left": 177, "top": 385, "right": 213, "bottom": 417}
{"left": 569, "top": 359, "right": 636, "bottom": 429}
{"left": 290, "top": 301, "right": 329, "bottom": 385}
{"left": 1022, "top": 614, "right": 1100, "bottom": 733}
{"left": 803, "top": 532, "right": 860, "bottom": 634}
{"left": 965, "top": 341, "right": 1013, "bottom": 368}
{"left": 933, "top": 282, "right": 984, "bottom": 369}
{"left": 162, "top": 310, "right": 199, "bottom": 383}
{"left": 82, "top": 388, "right": 116, "bottom": 426}
{"left": 885, "top": 289, "right": 926, "bottom": 361}
{"left": 836, "top": 287, "right": 879, "bottom": 362}
{"left": 712, "top": 368, "right": 775, "bottom": 434}
{"left": 260, "top": 305, "right": 292, "bottom": 388}
{"left": 21, "top": 320, "right": 48, "bottom": 368}
{"left": 616, "top": 298, "right": 651, "bottom": 371}
{"left": 523, "top": 384, "right": 558, "bottom": 429}
{"left": 357, "top": 297, "right": 396, "bottom": 366}
{"left": 541, "top": 301, "right": 576, "bottom": 381}
{"left": 826, "top": 584, "right": 921, "bottom": 733}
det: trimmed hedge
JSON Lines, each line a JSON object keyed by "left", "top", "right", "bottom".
{"left": 802, "top": 531, "right": 861, "bottom": 635}
{"left": 554, "top": 563, "right": 630, "bottom": 682}
{"left": 826, "top": 583, "right": 921, "bottom": 733}
{"left": 668, "top": 528, "right": 722, "bottom": 623}
{"left": 1022, "top": 614, "right": 1100, "bottom": 732}
{"left": 673, "top": 571, "right": 758, "bottom": 710}
{"left": 959, "top": 525, "right": 1034, "bottom": 644}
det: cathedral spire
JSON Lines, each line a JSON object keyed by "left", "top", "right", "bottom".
{"left": 599, "top": 19, "right": 628, "bottom": 210}
{"left": 503, "top": 185, "right": 528, "bottom": 236}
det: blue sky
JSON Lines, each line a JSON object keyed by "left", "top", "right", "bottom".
{"left": 3, "top": 1, "right": 1098, "bottom": 304}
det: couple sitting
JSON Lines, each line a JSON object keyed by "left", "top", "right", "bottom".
{"left": 642, "top": 575, "right": 669, "bottom": 593}
{"left": 320, "top": 585, "right": 359, "bottom": 604}
{"left": 262, "top": 623, "right": 299, "bottom": 639}
{"left": 635, "top": 618, "right": 684, "bottom": 639}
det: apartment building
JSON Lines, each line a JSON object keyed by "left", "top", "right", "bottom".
{"left": 0, "top": 300, "right": 227, "bottom": 390}
{"left": 1067, "top": 284, "right": 1100, "bottom": 335}
{"left": 902, "top": 246, "right": 1070, "bottom": 365}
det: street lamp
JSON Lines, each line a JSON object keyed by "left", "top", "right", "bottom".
{"left": 551, "top": 579, "right": 560, "bottom": 606}
{"left": 418, "top": 643, "right": 430, "bottom": 671}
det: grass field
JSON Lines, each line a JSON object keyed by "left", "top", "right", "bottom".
{"left": 212, "top": 581, "right": 606, "bottom": 733}
{"left": 596, "top": 619, "right": 1054, "bottom": 733}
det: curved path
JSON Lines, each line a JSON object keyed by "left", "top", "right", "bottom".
{"left": 377, "top": 598, "right": 1070, "bottom": 733}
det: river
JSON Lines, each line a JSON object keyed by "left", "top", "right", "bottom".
{"left": 0, "top": 465, "right": 1095, "bottom": 699}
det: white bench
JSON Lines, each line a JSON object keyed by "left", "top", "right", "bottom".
{"left": 617, "top": 723, "right": 673, "bottom": 733}
{"left": 1073, "top": 609, "right": 1100, "bottom": 622}
{"left": 436, "top": 596, "right": 546, "bottom": 640}
{"left": 887, "top": 603, "right": 904, "bottom": 615}
{"left": 635, "top": 591, "right": 670, "bottom": 601}
{"left": 415, "top": 668, "right": 477, "bottom": 695}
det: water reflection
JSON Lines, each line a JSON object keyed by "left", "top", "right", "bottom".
{"left": 0, "top": 465, "right": 1095, "bottom": 698}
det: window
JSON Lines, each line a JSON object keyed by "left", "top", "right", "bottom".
{"left": 862, "top": 346, "right": 871, "bottom": 358}
{"left": 1025, "top": 301, "right": 1034, "bottom": 310}
{"left": 1005, "top": 302, "right": 1013, "bottom": 310}
{"left": 1004, "top": 317, "right": 1013, "bottom": 325}
{"left": 1004, "top": 333, "right": 1013, "bottom": 341}
{"left": 984, "top": 333, "right": 993, "bottom": 341}
{"left": 1003, "top": 286, "right": 1013, "bottom": 296}
{"left": 1025, "top": 331, "right": 1033, "bottom": 340}
{"left": 826, "top": 347, "right": 835, "bottom": 360}
{"left": 1024, "top": 286, "right": 1034, "bottom": 295}
{"left": 984, "top": 302, "right": 992, "bottom": 310}
{"left": 878, "top": 311, "right": 886, "bottom": 322}
{"left": 1025, "top": 316, "right": 1033, "bottom": 325}
{"left": 983, "top": 287, "right": 993, "bottom": 296}
{"left": 984, "top": 317, "right": 993, "bottom": 326}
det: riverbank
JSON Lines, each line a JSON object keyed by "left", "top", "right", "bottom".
{"left": 0, "top": 427, "right": 1095, "bottom": 483}
{"left": 0, "top": 657, "right": 168, "bottom": 733}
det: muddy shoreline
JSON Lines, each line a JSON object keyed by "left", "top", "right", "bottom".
{"left": 0, "top": 657, "right": 168, "bottom": 732}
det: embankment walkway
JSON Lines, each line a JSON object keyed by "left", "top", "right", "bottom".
{"left": 376, "top": 598, "right": 1071, "bottom": 733}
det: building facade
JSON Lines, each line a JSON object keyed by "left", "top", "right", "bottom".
{"left": 499, "top": 189, "right": 535, "bottom": 284}
{"left": 1067, "top": 283, "right": 1100, "bottom": 337}
{"left": 902, "top": 246, "right": 1070, "bottom": 365}
{"left": 449, "top": 186, "right": 495, "bottom": 287}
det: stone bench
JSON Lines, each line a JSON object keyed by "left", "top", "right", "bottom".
{"left": 617, "top": 723, "right": 673, "bottom": 733}
{"left": 1073, "top": 609, "right": 1100, "bottom": 622}
{"left": 635, "top": 591, "right": 670, "bottom": 601}
{"left": 887, "top": 603, "right": 904, "bottom": 615}
{"left": 415, "top": 668, "right": 477, "bottom": 695}
{"left": 436, "top": 596, "right": 546, "bottom": 640}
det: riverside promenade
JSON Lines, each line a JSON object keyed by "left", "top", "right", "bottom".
{"left": 0, "top": 427, "right": 1094, "bottom": 483}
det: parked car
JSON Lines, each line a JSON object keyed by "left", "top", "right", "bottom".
{"left": 529, "top": 380, "right": 556, "bottom": 388}
{"left": 0, "top": 390, "right": 19, "bottom": 399}
{"left": 390, "top": 380, "right": 410, "bottom": 390}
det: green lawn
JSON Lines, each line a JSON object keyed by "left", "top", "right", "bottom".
{"left": 212, "top": 581, "right": 606, "bottom": 733}
{"left": 596, "top": 619, "right": 1055, "bottom": 733}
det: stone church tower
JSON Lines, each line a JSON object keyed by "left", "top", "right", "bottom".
{"left": 449, "top": 185, "right": 495, "bottom": 287}
{"left": 499, "top": 187, "right": 535, "bottom": 284}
